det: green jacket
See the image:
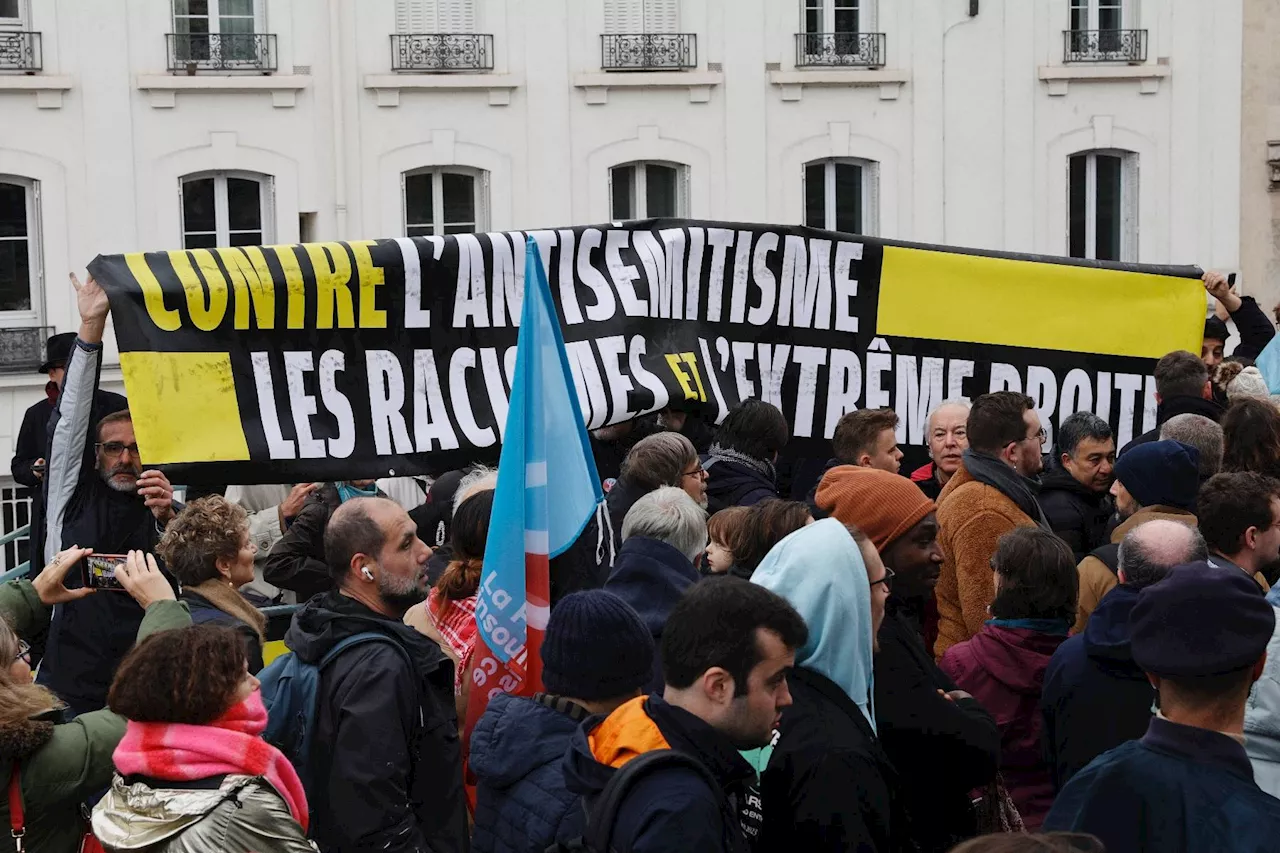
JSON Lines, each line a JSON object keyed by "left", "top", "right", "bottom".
{"left": 0, "top": 581, "right": 190, "bottom": 853}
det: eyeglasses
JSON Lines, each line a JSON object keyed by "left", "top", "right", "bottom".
{"left": 1027, "top": 428, "right": 1048, "bottom": 444}
{"left": 870, "top": 566, "right": 895, "bottom": 589}
{"left": 682, "top": 465, "right": 707, "bottom": 480}
{"left": 96, "top": 442, "right": 140, "bottom": 458}
{"left": 14, "top": 640, "right": 29, "bottom": 664}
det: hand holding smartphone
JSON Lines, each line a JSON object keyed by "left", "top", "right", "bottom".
{"left": 83, "top": 554, "right": 128, "bottom": 591}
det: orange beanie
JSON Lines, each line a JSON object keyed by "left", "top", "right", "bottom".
{"left": 815, "top": 465, "right": 935, "bottom": 553}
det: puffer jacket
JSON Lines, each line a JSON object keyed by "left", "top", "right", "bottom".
{"left": 92, "top": 774, "right": 312, "bottom": 853}
{"left": 0, "top": 580, "right": 191, "bottom": 853}
{"left": 1245, "top": 596, "right": 1280, "bottom": 796}
{"left": 470, "top": 692, "right": 588, "bottom": 853}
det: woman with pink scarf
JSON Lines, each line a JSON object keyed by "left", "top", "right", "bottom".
{"left": 91, "top": 624, "right": 311, "bottom": 853}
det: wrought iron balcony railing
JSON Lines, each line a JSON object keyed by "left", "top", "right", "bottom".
{"left": 601, "top": 33, "right": 697, "bottom": 71}
{"left": 166, "top": 33, "right": 278, "bottom": 73}
{"left": 796, "top": 32, "right": 886, "bottom": 68}
{"left": 1063, "top": 29, "right": 1147, "bottom": 63}
{"left": 0, "top": 326, "right": 53, "bottom": 374}
{"left": 391, "top": 33, "right": 494, "bottom": 71}
{"left": 0, "top": 31, "right": 41, "bottom": 72}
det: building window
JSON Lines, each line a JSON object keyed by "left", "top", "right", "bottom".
{"left": 802, "top": 0, "right": 868, "bottom": 34}
{"left": 0, "top": 178, "right": 39, "bottom": 323}
{"left": 803, "top": 159, "right": 877, "bottom": 236}
{"left": 181, "top": 172, "right": 274, "bottom": 248}
{"left": 1068, "top": 151, "right": 1137, "bottom": 262}
{"left": 395, "top": 0, "right": 476, "bottom": 33}
{"left": 610, "top": 162, "right": 687, "bottom": 220}
{"left": 604, "top": 0, "right": 680, "bottom": 33}
{"left": 174, "top": 0, "right": 260, "bottom": 38}
{"left": 0, "top": 0, "right": 26, "bottom": 25}
{"left": 1070, "top": 0, "right": 1124, "bottom": 32}
{"left": 403, "top": 168, "right": 488, "bottom": 237}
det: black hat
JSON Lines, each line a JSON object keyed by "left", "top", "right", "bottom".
{"left": 542, "top": 590, "right": 655, "bottom": 701}
{"left": 1205, "top": 316, "right": 1230, "bottom": 344}
{"left": 1131, "top": 561, "right": 1275, "bottom": 678}
{"left": 408, "top": 470, "right": 466, "bottom": 548}
{"left": 39, "top": 332, "right": 76, "bottom": 374}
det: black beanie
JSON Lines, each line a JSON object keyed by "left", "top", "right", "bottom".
{"left": 542, "top": 591, "right": 655, "bottom": 701}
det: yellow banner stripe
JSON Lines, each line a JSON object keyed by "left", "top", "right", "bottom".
{"left": 120, "top": 351, "right": 251, "bottom": 465}
{"left": 877, "top": 247, "right": 1205, "bottom": 360}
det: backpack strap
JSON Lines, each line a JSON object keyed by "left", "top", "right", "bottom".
{"left": 584, "top": 750, "right": 721, "bottom": 853}
{"left": 318, "top": 631, "right": 424, "bottom": 728}
{"left": 1091, "top": 543, "right": 1121, "bottom": 575}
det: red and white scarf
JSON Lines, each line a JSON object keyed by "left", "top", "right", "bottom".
{"left": 112, "top": 691, "right": 309, "bottom": 832}
{"left": 429, "top": 588, "right": 478, "bottom": 692}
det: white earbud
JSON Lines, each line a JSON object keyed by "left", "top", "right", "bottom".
{"left": 361, "top": 567, "right": 375, "bottom": 581}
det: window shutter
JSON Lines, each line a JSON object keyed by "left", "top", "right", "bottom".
{"left": 438, "top": 0, "right": 475, "bottom": 33}
{"left": 479, "top": 170, "right": 491, "bottom": 231}
{"left": 604, "top": 0, "right": 645, "bottom": 33}
{"left": 643, "top": 0, "right": 680, "bottom": 33}
{"left": 395, "top": 0, "right": 435, "bottom": 33}
{"left": 863, "top": 160, "right": 880, "bottom": 236}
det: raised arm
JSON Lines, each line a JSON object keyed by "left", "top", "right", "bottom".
{"left": 43, "top": 274, "right": 110, "bottom": 563}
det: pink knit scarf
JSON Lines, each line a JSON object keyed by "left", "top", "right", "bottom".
{"left": 112, "top": 691, "right": 309, "bottom": 832}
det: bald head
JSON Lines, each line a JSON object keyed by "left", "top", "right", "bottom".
{"left": 1117, "top": 519, "right": 1208, "bottom": 589}
{"left": 325, "top": 496, "right": 404, "bottom": 583}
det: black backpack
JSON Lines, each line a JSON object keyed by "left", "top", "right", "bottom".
{"left": 549, "top": 749, "right": 721, "bottom": 853}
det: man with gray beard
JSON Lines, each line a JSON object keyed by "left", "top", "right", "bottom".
{"left": 37, "top": 274, "right": 179, "bottom": 715}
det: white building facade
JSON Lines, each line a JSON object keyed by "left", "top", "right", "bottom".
{"left": 0, "top": 0, "right": 1245, "bottom": 557}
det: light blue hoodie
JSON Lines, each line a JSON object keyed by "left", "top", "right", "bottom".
{"left": 751, "top": 518, "right": 877, "bottom": 732}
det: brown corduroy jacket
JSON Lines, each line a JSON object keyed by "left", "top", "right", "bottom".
{"left": 933, "top": 463, "right": 1037, "bottom": 659}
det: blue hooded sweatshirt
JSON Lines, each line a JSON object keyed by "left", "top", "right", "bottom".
{"left": 751, "top": 518, "right": 877, "bottom": 730}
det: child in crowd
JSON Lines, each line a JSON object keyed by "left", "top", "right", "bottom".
{"left": 705, "top": 506, "right": 749, "bottom": 574}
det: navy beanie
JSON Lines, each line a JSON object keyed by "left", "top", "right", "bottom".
{"left": 1131, "top": 561, "right": 1274, "bottom": 677}
{"left": 542, "top": 591, "right": 655, "bottom": 701}
{"left": 1113, "top": 439, "right": 1201, "bottom": 511}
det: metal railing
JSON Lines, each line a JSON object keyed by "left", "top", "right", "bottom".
{"left": 795, "top": 32, "right": 886, "bottom": 68}
{"left": 0, "top": 525, "right": 31, "bottom": 584}
{"left": 166, "top": 32, "right": 278, "bottom": 73}
{"left": 391, "top": 33, "right": 494, "bottom": 71}
{"left": 601, "top": 33, "right": 697, "bottom": 71}
{"left": 1063, "top": 29, "right": 1147, "bottom": 63}
{"left": 0, "top": 31, "right": 41, "bottom": 72}
{"left": 0, "top": 326, "right": 53, "bottom": 374}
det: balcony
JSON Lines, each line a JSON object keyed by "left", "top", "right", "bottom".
{"left": 166, "top": 33, "right": 277, "bottom": 74}
{"left": 1063, "top": 29, "right": 1147, "bottom": 63}
{"left": 0, "top": 31, "right": 41, "bottom": 73}
{"left": 391, "top": 33, "right": 494, "bottom": 72}
{"left": 0, "top": 327, "right": 52, "bottom": 374}
{"left": 601, "top": 34, "right": 697, "bottom": 71}
{"left": 796, "top": 32, "right": 886, "bottom": 68}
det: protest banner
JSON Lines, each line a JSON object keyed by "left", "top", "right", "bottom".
{"left": 88, "top": 219, "right": 1207, "bottom": 484}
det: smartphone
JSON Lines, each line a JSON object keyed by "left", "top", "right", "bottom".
{"left": 83, "top": 555, "right": 127, "bottom": 591}
{"left": 1229, "top": 273, "right": 1238, "bottom": 287}
{"left": 29, "top": 461, "right": 44, "bottom": 476}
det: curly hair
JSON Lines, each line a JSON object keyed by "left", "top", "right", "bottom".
{"left": 1222, "top": 398, "right": 1280, "bottom": 478}
{"left": 156, "top": 496, "right": 249, "bottom": 586}
{"left": 108, "top": 625, "right": 247, "bottom": 724}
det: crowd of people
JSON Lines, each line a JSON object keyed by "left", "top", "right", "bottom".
{"left": 4, "top": 268, "right": 1280, "bottom": 852}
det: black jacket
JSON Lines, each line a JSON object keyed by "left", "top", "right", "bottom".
{"left": 562, "top": 694, "right": 755, "bottom": 853}
{"left": 1040, "top": 583, "right": 1154, "bottom": 791}
{"left": 1227, "top": 295, "right": 1277, "bottom": 362}
{"left": 284, "top": 591, "right": 467, "bottom": 853}
{"left": 1038, "top": 465, "right": 1114, "bottom": 560}
{"left": 758, "top": 666, "right": 916, "bottom": 853}
{"left": 804, "top": 457, "right": 841, "bottom": 519}
{"left": 37, "top": 339, "right": 172, "bottom": 713}
{"left": 181, "top": 590, "right": 265, "bottom": 673}
{"left": 603, "top": 537, "right": 700, "bottom": 693}
{"left": 549, "top": 476, "right": 651, "bottom": 605}
{"left": 1119, "top": 395, "right": 1224, "bottom": 457}
{"left": 703, "top": 457, "right": 778, "bottom": 515}
{"left": 263, "top": 485, "right": 346, "bottom": 600}
{"left": 874, "top": 600, "right": 1001, "bottom": 852}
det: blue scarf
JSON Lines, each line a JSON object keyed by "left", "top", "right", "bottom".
{"left": 986, "top": 617, "right": 1072, "bottom": 636}
{"left": 336, "top": 482, "right": 379, "bottom": 503}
